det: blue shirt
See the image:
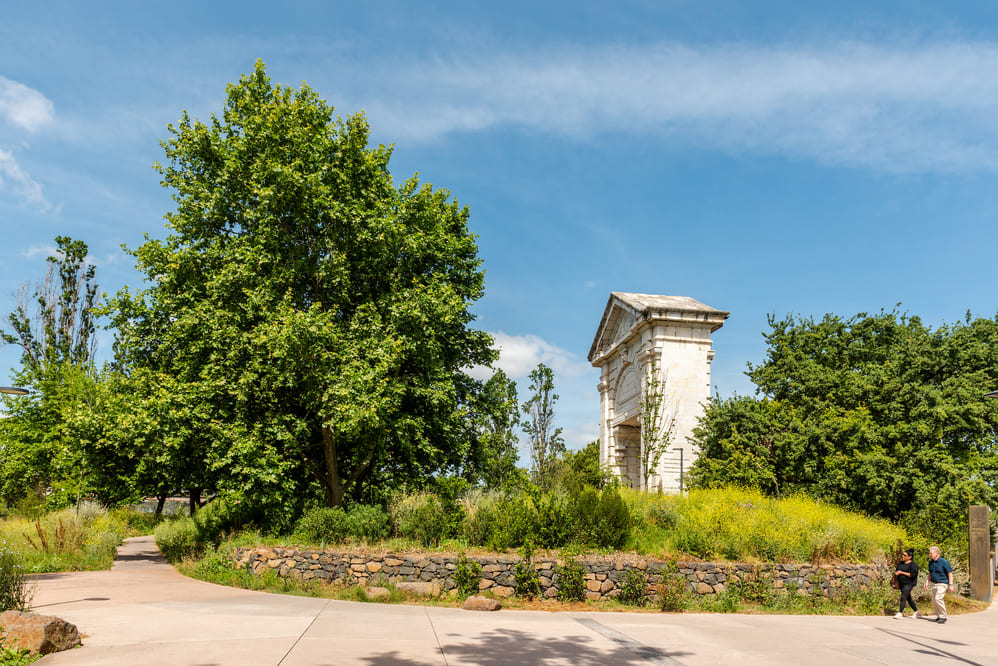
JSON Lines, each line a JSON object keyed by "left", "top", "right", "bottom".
{"left": 928, "top": 557, "right": 953, "bottom": 583}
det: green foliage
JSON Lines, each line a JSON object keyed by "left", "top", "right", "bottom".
{"left": 467, "top": 370, "right": 520, "bottom": 489}
{"left": 153, "top": 499, "right": 247, "bottom": 562}
{"left": 522, "top": 364, "right": 565, "bottom": 490}
{"left": 556, "top": 441, "right": 612, "bottom": 493}
{"left": 293, "top": 506, "right": 348, "bottom": 544}
{"left": 555, "top": 556, "right": 585, "bottom": 602}
{"left": 453, "top": 553, "right": 483, "bottom": 597}
{"left": 655, "top": 562, "right": 688, "bottom": 612}
{"left": 514, "top": 541, "right": 541, "bottom": 599}
{"left": 618, "top": 568, "right": 649, "bottom": 606}
{"left": 0, "top": 545, "right": 31, "bottom": 612}
{"left": 626, "top": 487, "right": 905, "bottom": 563}
{"left": 104, "top": 61, "right": 495, "bottom": 515}
{"left": 390, "top": 493, "right": 450, "bottom": 547}
{"left": 0, "top": 237, "right": 101, "bottom": 510}
{"left": 639, "top": 362, "right": 675, "bottom": 488}
{"left": 345, "top": 505, "right": 390, "bottom": 542}
{"left": 689, "top": 309, "right": 998, "bottom": 527}
{"left": 0, "top": 642, "right": 37, "bottom": 666}
{"left": 573, "top": 486, "right": 631, "bottom": 550}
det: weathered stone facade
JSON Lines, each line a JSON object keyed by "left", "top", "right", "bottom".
{"left": 589, "top": 293, "right": 728, "bottom": 492}
{"left": 233, "top": 547, "right": 882, "bottom": 601}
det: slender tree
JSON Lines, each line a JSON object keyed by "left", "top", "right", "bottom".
{"left": 522, "top": 363, "right": 565, "bottom": 489}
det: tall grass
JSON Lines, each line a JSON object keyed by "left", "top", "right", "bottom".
{"left": 0, "top": 504, "right": 159, "bottom": 573}
{"left": 626, "top": 486, "right": 905, "bottom": 563}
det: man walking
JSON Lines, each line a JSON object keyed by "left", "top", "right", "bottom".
{"left": 925, "top": 546, "right": 954, "bottom": 623}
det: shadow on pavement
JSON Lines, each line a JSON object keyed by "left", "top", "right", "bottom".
{"left": 360, "top": 627, "right": 692, "bottom": 666}
{"left": 876, "top": 628, "right": 980, "bottom": 666}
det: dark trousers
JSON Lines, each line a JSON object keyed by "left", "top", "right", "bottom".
{"left": 899, "top": 584, "right": 918, "bottom": 613}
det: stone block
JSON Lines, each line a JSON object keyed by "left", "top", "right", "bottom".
{"left": 365, "top": 587, "right": 390, "bottom": 600}
{"left": 384, "top": 558, "right": 404, "bottom": 567}
{"left": 586, "top": 579, "right": 602, "bottom": 593}
{"left": 696, "top": 582, "right": 713, "bottom": 594}
{"left": 543, "top": 587, "right": 559, "bottom": 598}
{"left": 367, "top": 562, "right": 382, "bottom": 573}
{"left": 493, "top": 586, "right": 515, "bottom": 598}
{"left": 463, "top": 596, "right": 502, "bottom": 611}
{"left": 600, "top": 579, "right": 615, "bottom": 594}
{"left": 478, "top": 579, "right": 494, "bottom": 590}
{"left": 0, "top": 611, "right": 81, "bottom": 656}
{"left": 396, "top": 582, "right": 440, "bottom": 597}
{"left": 585, "top": 591, "right": 602, "bottom": 601}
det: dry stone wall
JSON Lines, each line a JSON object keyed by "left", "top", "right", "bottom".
{"left": 233, "top": 547, "right": 883, "bottom": 601}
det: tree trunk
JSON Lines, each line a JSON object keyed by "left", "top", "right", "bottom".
{"left": 189, "top": 487, "right": 202, "bottom": 515}
{"left": 155, "top": 492, "right": 168, "bottom": 516}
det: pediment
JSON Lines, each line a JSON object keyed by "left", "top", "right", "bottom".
{"left": 588, "top": 292, "right": 729, "bottom": 364}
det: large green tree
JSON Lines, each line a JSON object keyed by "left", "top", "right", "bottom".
{"left": 106, "top": 62, "right": 494, "bottom": 515}
{"left": 689, "top": 310, "right": 998, "bottom": 529}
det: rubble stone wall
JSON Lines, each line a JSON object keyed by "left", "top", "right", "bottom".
{"left": 232, "top": 547, "right": 883, "bottom": 601}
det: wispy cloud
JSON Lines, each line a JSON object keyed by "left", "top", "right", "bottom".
{"left": 0, "top": 149, "right": 53, "bottom": 212}
{"left": 474, "top": 331, "right": 592, "bottom": 382}
{"left": 353, "top": 40, "right": 998, "bottom": 173}
{"left": 0, "top": 76, "right": 54, "bottom": 132}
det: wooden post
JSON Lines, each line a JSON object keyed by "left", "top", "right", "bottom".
{"left": 968, "top": 505, "right": 991, "bottom": 602}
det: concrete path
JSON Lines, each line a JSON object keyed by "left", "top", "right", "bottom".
{"left": 29, "top": 536, "right": 997, "bottom": 665}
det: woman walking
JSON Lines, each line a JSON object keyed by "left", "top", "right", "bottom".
{"left": 894, "top": 548, "right": 920, "bottom": 619}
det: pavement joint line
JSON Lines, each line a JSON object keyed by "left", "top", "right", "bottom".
{"left": 277, "top": 598, "right": 331, "bottom": 665}
{"left": 425, "top": 606, "right": 450, "bottom": 666}
{"left": 574, "top": 617, "right": 685, "bottom": 666}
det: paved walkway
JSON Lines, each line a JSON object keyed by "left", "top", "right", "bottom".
{"left": 29, "top": 536, "right": 997, "bottom": 665}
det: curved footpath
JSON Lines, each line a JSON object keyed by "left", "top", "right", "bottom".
{"left": 29, "top": 537, "right": 997, "bottom": 665}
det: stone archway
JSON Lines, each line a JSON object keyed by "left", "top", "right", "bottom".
{"left": 588, "top": 292, "right": 728, "bottom": 493}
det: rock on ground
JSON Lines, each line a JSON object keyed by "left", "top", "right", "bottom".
{"left": 463, "top": 596, "right": 502, "bottom": 611}
{"left": 0, "top": 610, "right": 81, "bottom": 655}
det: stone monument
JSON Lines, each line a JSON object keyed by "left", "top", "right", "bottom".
{"left": 588, "top": 292, "right": 728, "bottom": 492}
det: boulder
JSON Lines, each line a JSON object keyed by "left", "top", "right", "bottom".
{"left": 0, "top": 610, "right": 81, "bottom": 656}
{"left": 365, "top": 587, "right": 390, "bottom": 600}
{"left": 396, "top": 581, "right": 440, "bottom": 597}
{"left": 463, "top": 596, "right": 502, "bottom": 611}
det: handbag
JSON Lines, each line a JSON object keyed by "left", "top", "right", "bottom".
{"left": 890, "top": 575, "right": 899, "bottom": 590}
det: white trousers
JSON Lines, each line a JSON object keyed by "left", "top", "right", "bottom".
{"left": 930, "top": 583, "right": 948, "bottom": 619}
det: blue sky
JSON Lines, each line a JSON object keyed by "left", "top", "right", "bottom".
{"left": 2, "top": 1, "right": 998, "bottom": 458}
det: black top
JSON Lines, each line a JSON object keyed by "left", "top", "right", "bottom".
{"left": 895, "top": 560, "right": 919, "bottom": 586}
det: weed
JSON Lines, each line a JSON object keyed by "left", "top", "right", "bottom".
{"left": 514, "top": 541, "right": 541, "bottom": 599}
{"left": 655, "top": 562, "right": 688, "bottom": 612}
{"left": 619, "top": 568, "right": 648, "bottom": 606}
{"left": 453, "top": 553, "right": 483, "bottom": 597}
{"left": 555, "top": 556, "right": 585, "bottom": 602}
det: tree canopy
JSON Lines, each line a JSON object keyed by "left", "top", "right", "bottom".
{"left": 99, "top": 61, "right": 495, "bottom": 518}
{"left": 689, "top": 309, "right": 998, "bottom": 534}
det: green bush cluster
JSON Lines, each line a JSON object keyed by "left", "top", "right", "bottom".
{"left": 291, "top": 504, "right": 391, "bottom": 545}
{"left": 154, "top": 499, "right": 249, "bottom": 562}
{"left": 463, "top": 487, "right": 631, "bottom": 551}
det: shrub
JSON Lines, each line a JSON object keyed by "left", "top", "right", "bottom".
{"left": 345, "top": 505, "right": 389, "bottom": 542}
{"left": 534, "top": 492, "right": 574, "bottom": 548}
{"left": 555, "top": 556, "right": 585, "bottom": 602}
{"left": 453, "top": 554, "right": 483, "bottom": 597}
{"left": 619, "top": 568, "right": 648, "bottom": 606}
{"left": 485, "top": 495, "right": 538, "bottom": 551}
{"left": 293, "top": 506, "right": 348, "bottom": 544}
{"left": 655, "top": 562, "right": 688, "bottom": 612}
{"left": 390, "top": 493, "right": 449, "bottom": 547}
{"left": 0, "top": 545, "right": 32, "bottom": 611}
{"left": 574, "top": 487, "right": 630, "bottom": 549}
{"left": 154, "top": 498, "right": 246, "bottom": 562}
{"left": 514, "top": 541, "right": 541, "bottom": 599}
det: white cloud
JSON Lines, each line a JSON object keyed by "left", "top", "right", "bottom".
{"left": 20, "top": 244, "right": 57, "bottom": 259}
{"left": 0, "top": 76, "right": 54, "bottom": 132}
{"left": 480, "top": 331, "right": 592, "bottom": 381}
{"left": 0, "top": 149, "right": 53, "bottom": 211}
{"left": 355, "top": 40, "right": 998, "bottom": 173}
